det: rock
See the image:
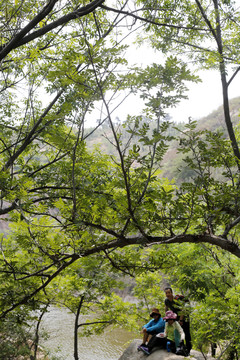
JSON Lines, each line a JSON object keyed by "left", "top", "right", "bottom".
{"left": 118, "top": 339, "right": 215, "bottom": 360}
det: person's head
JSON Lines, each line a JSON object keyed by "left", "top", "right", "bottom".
{"left": 150, "top": 308, "right": 161, "bottom": 319}
{"left": 163, "top": 310, "right": 177, "bottom": 324}
{"left": 164, "top": 287, "right": 173, "bottom": 300}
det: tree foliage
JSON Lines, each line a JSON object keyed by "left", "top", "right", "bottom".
{"left": 0, "top": 0, "right": 240, "bottom": 358}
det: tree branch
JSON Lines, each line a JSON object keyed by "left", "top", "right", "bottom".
{"left": 194, "top": 0, "right": 218, "bottom": 43}
{"left": 1, "top": 230, "right": 240, "bottom": 319}
{"left": 80, "top": 232, "right": 240, "bottom": 259}
{"left": 0, "top": 0, "right": 105, "bottom": 60}
{"left": 227, "top": 66, "right": 240, "bottom": 87}
{"left": 2, "top": 89, "right": 63, "bottom": 172}
{"left": 222, "top": 215, "right": 240, "bottom": 238}
{"left": 100, "top": 4, "right": 208, "bottom": 31}
{"left": 0, "top": 0, "right": 59, "bottom": 60}
{"left": 0, "top": 254, "right": 78, "bottom": 319}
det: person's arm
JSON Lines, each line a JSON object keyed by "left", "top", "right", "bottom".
{"left": 163, "top": 322, "right": 168, "bottom": 338}
{"left": 142, "top": 319, "right": 153, "bottom": 330}
{"left": 153, "top": 318, "right": 165, "bottom": 333}
{"left": 145, "top": 319, "right": 162, "bottom": 333}
{"left": 175, "top": 321, "right": 185, "bottom": 341}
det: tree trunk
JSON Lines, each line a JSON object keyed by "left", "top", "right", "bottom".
{"left": 212, "top": 0, "right": 240, "bottom": 163}
{"left": 74, "top": 295, "right": 85, "bottom": 360}
{"left": 220, "top": 66, "right": 240, "bottom": 163}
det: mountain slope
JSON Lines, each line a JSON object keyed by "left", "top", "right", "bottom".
{"left": 86, "top": 97, "right": 240, "bottom": 181}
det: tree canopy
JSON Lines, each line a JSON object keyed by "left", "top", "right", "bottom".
{"left": 0, "top": 0, "right": 240, "bottom": 358}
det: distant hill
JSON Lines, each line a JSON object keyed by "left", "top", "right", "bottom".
{"left": 85, "top": 97, "right": 240, "bottom": 181}
{"left": 160, "top": 97, "right": 240, "bottom": 181}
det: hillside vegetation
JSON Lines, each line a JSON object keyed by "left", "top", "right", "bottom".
{"left": 86, "top": 97, "right": 240, "bottom": 182}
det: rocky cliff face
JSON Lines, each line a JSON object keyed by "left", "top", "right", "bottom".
{"left": 118, "top": 339, "right": 214, "bottom": 360}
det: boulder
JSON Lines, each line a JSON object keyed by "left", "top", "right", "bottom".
{"left": 118, "top": 339, "right": 214, "bottom": 360}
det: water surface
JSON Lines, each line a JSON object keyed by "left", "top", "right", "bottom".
{"left": 40, "top": 307, "right": 140, "bottom": 360}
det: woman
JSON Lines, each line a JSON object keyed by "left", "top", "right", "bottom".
{"left": 138, "top": 308, "right": 165, "bottom": 349}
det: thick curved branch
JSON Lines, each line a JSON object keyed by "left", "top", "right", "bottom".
{"left": 79, "top": 232, "right": 240, "bottom": 259}
{"left": 1, "top": 230, "right": 240, "bottom": 318}
{"left": 0, "top": 0, "right": 105, "bottom": 60}
{"left": 0, "top": 0, "right": 59, "bottom": 60}
{"left": 145, "top": 233, "right": 240, "bottom": 258}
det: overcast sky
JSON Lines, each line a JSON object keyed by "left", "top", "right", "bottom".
{"left": 158, "top": 69, "right": 239, "bottom": 123}
{"left": 85, "top": 34, "right": 240, "bottom": 127}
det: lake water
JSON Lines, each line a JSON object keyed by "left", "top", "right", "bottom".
{"left": 40, "top": 307, "right": 140, "bottom": 360}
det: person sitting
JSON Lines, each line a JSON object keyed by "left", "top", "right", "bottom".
{"left": 162, "top": 310, "right": 185, "bottom": 353}
{"left": 139, "top": 310, "right": 185, "bottom": 356}
{"left": 138, "top": 308, "right": 165, "bottom": 349}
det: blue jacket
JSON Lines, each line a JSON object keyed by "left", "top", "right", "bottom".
{"left": 143, "top": 317, "right": 165, "bottom": 334}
